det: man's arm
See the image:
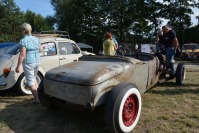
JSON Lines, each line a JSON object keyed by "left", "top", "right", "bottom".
{"left": 173, "top": 37, "right": 179, "bottom": 50}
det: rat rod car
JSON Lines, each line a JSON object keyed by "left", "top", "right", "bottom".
{"left": 38, "top": 52, "right": 185, "bottom": 133}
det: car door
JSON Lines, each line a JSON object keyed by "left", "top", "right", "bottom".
{"left": 131, "top": 62, "right": 149, "bottom": 93}
{"left": 58, "top": 42, "right": 82, "bottom": 66}
{"left": 40, "top": 42, "right": 60, "bottom": 72}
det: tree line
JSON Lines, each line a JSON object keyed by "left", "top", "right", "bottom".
{"left": 0, "top": 0, "right": 199, "bottom": 52}
{"left": 0, "top": 0, "right": 55, "bottom": 42}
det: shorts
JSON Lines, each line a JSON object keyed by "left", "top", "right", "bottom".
{"left": 22, "top": 62, "right": 40, "bottom": 87}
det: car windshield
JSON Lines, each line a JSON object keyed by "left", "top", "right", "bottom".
{"left": 6, "top": 44, "right": 20, "bottom": 55}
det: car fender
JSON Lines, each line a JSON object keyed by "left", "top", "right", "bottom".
{"left": 1, "top": 64, "right": 21, "bottom": 90}
{"left": 38, "top": 66, "right": 45, "bottom": 77}
{"left": 92, "top": 78, "right": 121, "bottom": 107}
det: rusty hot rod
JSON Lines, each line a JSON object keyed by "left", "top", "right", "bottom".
{"left": 38, "top": 53, "right": 185, "bottom": 133}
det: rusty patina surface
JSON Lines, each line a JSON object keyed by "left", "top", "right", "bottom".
{"left": 44, "top": 54, "right": 160, "bottom": 107}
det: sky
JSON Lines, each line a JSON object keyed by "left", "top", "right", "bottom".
{"left": 14, "top": 0, "right": 199, "bottom": 26}
{"left": 14, "top": 0, "right": 54, "bottom": 17}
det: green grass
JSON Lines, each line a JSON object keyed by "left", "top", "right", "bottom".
{"left": 0, "top": 70, "right": 199, "bottom": 133}
{"left": 134, "top": 70, "right": 199, "bottom": 133}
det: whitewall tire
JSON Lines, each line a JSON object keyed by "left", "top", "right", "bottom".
{"left": 106, "top": 83, "right": 142, "bottom": 133}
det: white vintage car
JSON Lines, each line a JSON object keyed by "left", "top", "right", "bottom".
{"left": 0, "top": 34, "right": 82, "bottom": 95}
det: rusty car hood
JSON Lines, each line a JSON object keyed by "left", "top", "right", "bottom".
{"left": 45, "top": 61, "right": 124, "bottom": 85}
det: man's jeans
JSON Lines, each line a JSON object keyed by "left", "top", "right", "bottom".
{"left": 166, "top": 47, "right": 176, "bottom": 76}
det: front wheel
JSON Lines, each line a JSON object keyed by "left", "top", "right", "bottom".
{"left": 17, "top": 73, "right": 42, "bottom": 95}
{"left": 106, "top": 83, "right": 142, "bottom": 133}
{"left": 176, "top": 63, "right": 186, "bottom": 85}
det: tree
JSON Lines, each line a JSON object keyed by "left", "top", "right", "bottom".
{"left": 161, "top": 0, "right": 195, "bottom": 44}
{"left": 24, "top": 10, "right": 55, "bottom": 33}
{"left": 183, "top": 25, "right": 199, "bottom": 44}
{"left": 51, "top": 0, "right": 199, "bottom": 52}
{"left": 0, "top": 0, "right": 55, "bottom": 42}
{"left": 0, "top": 0, "right": 24, "bottom": 42}
{"left": 51, "top": 0, "right": 105, "bottom": 52}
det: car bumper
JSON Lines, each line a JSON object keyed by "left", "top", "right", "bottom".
{"left": 0, "top": 75, "right": 10, "bottom": 90}
{"left": 0, "top": 82, "right": 7, "bottom": 89}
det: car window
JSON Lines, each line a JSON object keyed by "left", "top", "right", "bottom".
{"left": 42, "top": 42, "right": 57, "bottom": 56}
{"left": 58, "top": 42, "right": 80, "bottom": 55}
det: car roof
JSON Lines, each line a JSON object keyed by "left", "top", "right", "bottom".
{"left": 38, "top": 36, "right": 75, "bottom": 43}
{"left": 33, "top": 34, "right": 76, "bottom": 44}
{"left": 0, "top": 42, "right": 17, "bottom": 48}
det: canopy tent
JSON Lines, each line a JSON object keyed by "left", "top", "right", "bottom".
{"left": 77, "top": 43, "right": 93, "bottom": 52}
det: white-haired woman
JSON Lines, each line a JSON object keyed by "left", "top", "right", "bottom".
{"left": 15, "top": 23, "right": 42, "bottom": 103}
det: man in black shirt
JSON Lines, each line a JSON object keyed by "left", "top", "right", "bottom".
{"left": 162, "top": 25, "right": 179, "bottom": 79}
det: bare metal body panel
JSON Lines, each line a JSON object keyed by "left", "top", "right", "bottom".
{"left": 44, "top": 54, "right": 160, "bottom": 107}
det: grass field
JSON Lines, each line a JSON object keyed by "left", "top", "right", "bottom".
{"left": 0, "top": 69, "right": 199, "bottom": 133}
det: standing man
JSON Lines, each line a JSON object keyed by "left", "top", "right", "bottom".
{"left": 162, "top": 25, "right": 179, "bottom": 79}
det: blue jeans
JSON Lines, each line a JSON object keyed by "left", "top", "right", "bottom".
{"left": 166, "top": 47, "right": 176, "bottom": 76}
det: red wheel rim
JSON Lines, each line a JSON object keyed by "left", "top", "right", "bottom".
{"left": 122, "top": 94, "right": 139, "bottom": 127}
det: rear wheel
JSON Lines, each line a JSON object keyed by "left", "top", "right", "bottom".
{"left": 176, "top": 63, "right": 186, "bottom": 85}
{"left": 106, "top": 83, "right": 141, "bottom": 133}
{"left": 17, "top": 73, "right": 42, "bottom": 95}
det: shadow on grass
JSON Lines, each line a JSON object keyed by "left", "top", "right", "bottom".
{"left": 157, "top": 82, "right": 199, "bottom": 88}
{"left": 0, "top": 87, "right": 21, "bottom": 97}
{"left": 0, "top": 91, "right": 110, "bottom": 133}
{"left": 149, "top": 88, "right": 199, "bottom": 95}
{"left": 148, "top": 82, "right": 199, "bottom": 95}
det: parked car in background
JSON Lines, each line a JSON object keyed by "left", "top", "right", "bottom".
{"left": 181, "top": 43, "right": 199, "bottom": 61}
{"left": 0, "top": 33, "right": 82, "bottom": 95}
{"left": 0, "top": 42, "right": 16, "bottom": 55}
{"left": 81, "top": 51, "right": 95, "bottom": 55}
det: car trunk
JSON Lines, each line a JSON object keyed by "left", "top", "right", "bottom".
{"left": 45, "top": 61, "right": 124, "bottom": 86}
